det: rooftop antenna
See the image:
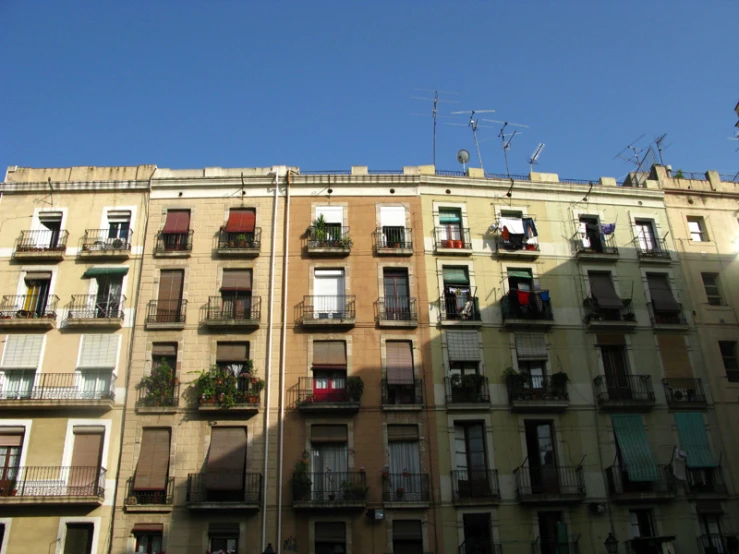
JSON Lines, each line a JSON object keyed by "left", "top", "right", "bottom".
{"left": 449, "top": 109, "right": 496, "bottom": 172}
{"left": 456, "top": 149, "right": 470, "bottom": 173}
{"left": 613, "top": 133, "right": 646, "bottom": 169}
{"left": 654, "top": 133, "right": 668, "bottom": 165}
{"left": 483, "top": 119, "right": 529, "bottom": 177}
{"left": 528, "top": 143, "right": 545, "bottom": 172}
{"left": 411, "top": 89, "right": 459, "bottom": 167}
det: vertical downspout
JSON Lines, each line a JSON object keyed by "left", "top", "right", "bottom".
{"left": 262, "top": 167, "right": 280, "bottom": 550}
{"left": 276, "top": 170, "right": 291, "bottom": 553}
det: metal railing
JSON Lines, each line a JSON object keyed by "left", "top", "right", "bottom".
{"left": 145, "top": 299, "right": 187, "bottom": 324}
{"left": 0, "top": 294, "right": 59, "bottom": 319}
{"left": 381, "top": 378, "right": 423, "bottom": 406}
{"left": 662, "top": 378, "right": 706, "bottom": 406}
{"left": 204, "top": 295, "right": 261, "bottom": 322}
{"left": 0, "top": 466, "right": 106, "bottom": 498}
{"left": 81, "top": 229, "right": 132, "bottom": 252}
{"left": 459, "top": 541, "right": 502, "bottom": 554}
{"left": 15, "top": 229, "right": 69, "bottom": 253}
{"left": 154, "top": 230, "right": 193, "bottom": 253}
{"left": 200, "top": 377, "right": 262, "bottom": 407}
{"left": 0, "top": 371, "right": 115, "bottom": 401}
{"left": 496, "top": 236, "right": 540, "bottom": 253}
{"left": 440, "top": 292, "right": 481, "bottom": 321}
{"left": 377, "top": 297, "right": 418, "bottom": 323}
{"left": 445, "top": 376, "right": 490, "bottom": 404}
{"left": 434, "top": 226, "right": 472, "bottom": 249}
{"left": 686, "top": 467, "right": 728, "bottom": 496}
{"left": 698, "top": 533, "right": 739, "bottom": 554}
{"left": 292, "top": 471, "right": 367, "bottom": 503}
{"left": 634, "top": 237, "right": 670, "bottom": 259}
{"left": 502, "top": 291, "right": 553, "bottom": 321}
{"left": 436, "top": 169, "right": 466, "bottom": 177}
{"left": 676, "top": 171, "right": 709, "bottom": 181}
{"left": 514, "top": 464, "right": 586, "bottom": 499}
{"left": 368, "top": 169, "right": 402, "bottom": 175}
{"left": 719, "top": 174, "right": 739, "bottom": 183}
{"left": 307, "top": 225, "right": 351, "bottom": 248}
{"left": 575, "top": 231, "right": 618, "bottom": 255}
{"left": 382, "top": 473, "right": 430, "bottom": 502}
{"left": 297, "top": 377, "right": 359, "bottom": 405}
{"left": 560, "top": 177, "right": 596, "bottom": 185}
{"left": 375, "top": 227, "right": 413, "bottom": 250}
{"left": 532, "top": 537, "right": 580, "bottom": 554}
{"left": 485, "top": 172, "right": 529, "bottom": 181}
{"left": 300, "top": 170, "right": 352, "bottom": 175}
{"left": 583, "top": 297, "right": 635, "bottom": 323}
{"left": 136, "top": 382, "right": 180, "bottom": 408}
{"left": 302, "top": 295, "right": 356, "bottom": 321}
{"left": 594, "top": 375, "right": 655, "bottom": 405}
{"left": 186, "top": 472, "right": 262, "bottom": 504}
{"left": 125, "top": 477, "right": 174, "bottom": 505}
{"left": 67, "top": 295, "right": 126, "bottom": 320}
{"left": 451, "top": 469, "right": 499, "bottom": 502}
{"left": 606, "top": 463, "right": 676, "bottom": 497}
{"left": 217, "top": 228, "right": 261, "bottom": 250}
{"left": 506, "top": 376, "right": 568, "bottom": 403}
{"left": 647, "top": 302, "right": 687, "bottom": 326}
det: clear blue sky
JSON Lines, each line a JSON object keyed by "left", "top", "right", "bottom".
{"left": 1, "top": 1, "right": 737, "bottom": 181}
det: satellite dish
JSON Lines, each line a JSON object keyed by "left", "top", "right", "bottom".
{"left": 457, "top": 149, "right": 470, "bottom": 164}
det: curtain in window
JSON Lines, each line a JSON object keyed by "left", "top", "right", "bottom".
{"left": 389, "top": 441, "right": 421, "bottom": 496}
{"left": 312, "top": 444, "right": 348, "bottom": 499}
{"left": 4, "top": 370, "right": 35, "bottom": 399}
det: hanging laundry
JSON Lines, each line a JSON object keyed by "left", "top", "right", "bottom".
{"left": 508, "top": 234, "right": 525, "bottom": 249}
{"left": 517, "top": 290, "right": 530, "bottom": 306}
{"left": 539, "top": 290, "right": 550, "bottom": 302}
{"left": 534, "top": 292, "right": 544, "bottom": 312}
{"left": 601, "top": 223, "right": 616, "bottom": 235}
{"left": 499, "top": 217, "right": 524, "bottom": 234}
{"left": 522, "top": 217, "right": 538, "bottom": 238}
{"left": 501, "top": 226, "right": 510, "bottom": 241}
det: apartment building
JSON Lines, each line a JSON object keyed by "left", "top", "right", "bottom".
{"left": 0, "top": 165, "right": 151, "bottom": 554}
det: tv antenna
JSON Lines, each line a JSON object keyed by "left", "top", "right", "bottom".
{"left": 457, "top": 149, "right": 470, "bottom": 172}
{"left": 613, "top": 133, "right": 646, "bottom": 169}
{"left": 448, "top": 109, "right": 496, "bottom": 172}
{"left": 654, "top": 133, "right": 669, "bottom": 165}
{"left": 483, "top": 119, "right": 529, "bottom": 177}
{"left": 528, "top": 143, "right": 545, "bottom": 172}
{"left": 411, "top": 89, "right": 459, "bottom": 167}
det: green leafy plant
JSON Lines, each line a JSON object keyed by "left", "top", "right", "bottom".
{"left": 674, "top": 169, "right": 685, "bottom": 179}
{"left": 139, "top": 358, "right": 176, "bottom": 407}
{"left": 341, "top": 479, "right": 369, "bottom": 501}
{"left": 310, "top": 214, "right": 328, "bottom": 243}
{"left": 502, "top": 366, "right": 523, "bottom": 386}
{"left": 191, "top": 362, "right": 258, "bottom": 409}
{"left": 550, "top": 371, "right": 570, "bottom": 388}
{"left": 346, "top": 376, "right": 364, "bottom": 402}
{"left": 292, "top": 454, "right": 312, "bottom": 501}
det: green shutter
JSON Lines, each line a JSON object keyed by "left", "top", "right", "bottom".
{"left": 82, "top": 267, "right": 129, "bottom": 278}
{"left": 675, "top": 412, "right": 717, "bottom": 468}
{"left": 611, "top": 415, "right": 659, "bottom": 482}
{"left": 507, "top": 270, "right": 533, "bottom": 280}
{"left": 443, "top": 267, "right": 469, "bottom": 285}
{"left": 439, "top": 209, "right": 461, "bottom": 223}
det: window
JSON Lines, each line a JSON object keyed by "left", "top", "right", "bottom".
{"left": 448, "top": 361, "right": 483, "bottom": 402}
{"left": 311, "top": 425, "right": 348, "bottom": 499}
{"left": 205, "top": 428, "right": 247, "bottom": 501}
{"left": 38, "top": 212, "right": 62, "bottom": 249}
{"left": 442, "top": 266, "right": 476, "bottom": 320}
{"left": 156, "top": 269, "right": 184, "bottom": 322}
{"left": 107, "top": 210, "right": 131, "bottom": 242}
{"left": 635, "top": 219, "right": 658, "bottom": 252}
{"left": 78, "top": 334, "right": 118, "bottom": 399}
{"left": 438, "top": 207, "right": 463, "bottom": 246}
{"left": 312, "top": 341, "right": 347, "bottom": 402}
{"left": 133, "top": 524, "right": 164, "bottom": 554}
{"left": 23, "top": 271, "right": 52, "bottom": 316}
{"left": 600, "top": 342, "right": 631, "bottom": 396}
{"left": 579, "top": 215, "right": 604, "bottom": 252}
{"left": 216, "top": 342, "right": 252, "bottom": 394}
{"left": 313, "top": 269, "right": 346, "bottom": 318}
{"left": 1, "top": 335, "right": 43, "bottom": 400}
{"left": 463, "top": 514, "right": 492, "bottom": 553}
{"left": 629, "top": 509, "right": 654, "bottom": 538}
{"left": 314, "top": 206, "right": 344, "bottom": 244}
{"left": 687, "top": 216, "right": 708, "bottom": 242}
{"left": 70, "top": 427, "right": 104, "bottom": 494}
{"left": 64, "top": 523, "right": 94, "bottom": 554}
{"left": 719, "top": 341, "right": 739, "bottom": 382}
{"left": 152, "top": 343, "right": 177, "bottom": 373}
{"left": 525, "top": 421, "right": 557, "bottom": 493}
{"left": 388, "top": 424, "right": 421, "bottom": 500}
{"left": 160, "top": 209, "right": 191, "bottom": 250}
{"left": 380, "top": 206, "right": 407, "bottom": 247}
{"left": 702, "top": 273, "right": 723, "bottom": 306}
{"left": 699, "top": 515, "right": 724, "bottom": 551}
{"left": 515, "top": 333, "right": 548, "bottom": 388}
{"left": 538, "top": 512, "right": 567, "bottom": 553}
{"left": 133, "top": 429, "right": 171, "bottom": 504}
{"left": 385, "top": 341, "right": 415, "bottom": 404}
{"left": 315, "top": 522, "right": 346, "bottom": 554}
{"left": 0, "top": 429, "right": 24, "bottom": 487}
{"left": 220, "top": 269, "right": 252, "bottom": 319}
{"left": 393, "top": 520, "right": 423, "bottom": 554}
{"left": 383, "top": 268, "right": 411, "bottom": 319}
{"left": 209, "top": 523, "right": 239, "bottom": 554}
{"left": 94, "top": 274, "right": 123, "bottom": 318}
{"left": 453, "top": 423, "right": 489, "bottom": 498}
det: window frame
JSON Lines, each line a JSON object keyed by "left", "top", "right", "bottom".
{"left": 701, "top": 273, "right": 723, "bottom": 306}
{"left": 719, "top": 341, "right": 739, "bottom": 382}
{"left": 687, "top": 216, "right": 708, "bottom": 242}
{"left": 134, "top": 532, "right": 164, "bottom": 554}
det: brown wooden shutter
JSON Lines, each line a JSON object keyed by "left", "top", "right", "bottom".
{"left": 205, "top": 427, "right": 247, "bottom": 491}
{"left": 152, "top": 343, "right": 177, "bottom": 357}
{"left": 310, "top": 424, "right": 348, "bottom": 443}
{"left": 313, "top": 341, "right": 346, "bottom": 367}
{"left": 658, "top": 335, "right": 694, "bottom": 378}
{"left": 216, "top": 342, "right": 249, "bottom": 362}
{"left": 133, "top": 428, "right": 171, "bottom": 491}
{"left": 588, "top": 273, "right": 622, "bottom": 309}
{"left": 157, "top": 270, "right": 183, "bottom": 321}
{"left": 315, "top": 522, "right": 346, "bottom": 542}
{"left": 647, "top": 274, "right": 680, "bottom": 312}
{"left": 132, "top": 523, "right": 163, "bottom": 533}
{"left": 221, "top": 269, "right": 252, "bottom": 291}
{"left": 596, "top": 333, "right": 626, "bottom": 346}
{"left": 0, "top": 428, "right": 25, "bottom": 447}
{"left": 393, "top": 520, "right": 422, "bottom": 540}
{"left": 69, "top": 427, "right": 104, "bottom": 491}
{"left": 225, "top": 208, "right": 256, "bottom": 233}
{"left": 64, "top": 524, "right": 93, "bottom": 554}
{"left": 387, "top": 424, "right": 419, "bottom": 442}
{"left": 386, "top": 341, "right": 414, "bottom": 384}
{"left": 24, "top": 271, "right": 52, "bottom": 281}
{"left": 162, "top": 210, "right": 190, "bottom": 233}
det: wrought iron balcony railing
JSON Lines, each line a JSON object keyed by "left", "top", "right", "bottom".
{"left": 451, "top": 469, "right": 499, "bottom": 502}
{"left": 583, "top": 297, "right": 635, "bottom": 324}
{"left": 217, "top": 228, "right": 261, "bottom": 251}
{"left": 594, "top": 375, "right": 656, "bottom": 407}
{"left": 514, "top": 464, "right": 586, "bottom": 501}
{"left": 204, "top": 295, "right": 261, "bottom": 323}
{"left": 67, "top": 295, "right": 126, "bottom": 320}
{"left": 292, "top": 471, "right": 367, "bottom": 504}
{"left": 532, "top": 537, "right": 580, "bottom": 554}
{"left": 81, "top": 229, "right": 132, "bottom": 252}
{"left": 606, "top": 463, "right": 676, "bottom": 498}
{"left": 662, "top": 378, "right": 706, "bottom": 407}
{"left": 635, "top": 237, "right": 670, "bottom": 260}
{"left": 458, "top": 541, "right": 502, "bottom": 554}
{"left": 15, "top": 229, "right": 69, "bottom": 253}
{"left": 434, "top": 226, "right": 472, "bottom": 250}
{"left": 186, "top": 472, "right": 261, "bottom": 504}
{"left": 154, "top": 230, "right": 193, "bottom": 253}
{"left": 698, "top": 533, "right": 739, "bottom": 554}
{"left": 382, "top": 472, "right": 430, "bottom": 503}
{"left": 381, "top": 378, "right": 423, "bottom": 406}
{"left": 0, "top": 466, "right": 106, "bottom": 498}
{"left": 375, "top": 227, "right": 413, "bottom": 250}
{"left": 0, "top": 371, "right": 115, "bottom": 401}
{"left": 377, "top": 297, "right": 418, "bottom": 323}
{"left": 307, "top": 225, "right": 351, "bottom": 249}
{"left": 575, "top": 231, "right": 618, "bottom": 256}
{"left": 502, "top": 291, "right": 553, "bottom": 322}
{"left": 686, "top": 466, "right": 728, "bottom": 497}
{"left": 0, "top": 294, "right": 59, "bottom": 319}
{"left": 297, "top": 377, "right": 361, "bottom": 406}
{"left": 506, "top": 376, "right": 568, "bottom": 404}
{"left": 445, "top": 376, "right": 490, "bottom": 404}
{"left": 440, "top": 292, "right": 481, "bottom": 321}
{"left": 145, "top": 299, "right": 187, "bottom": 324}
{"left": 647, "top": 302, "right": 688, "bottom": 326}
{"left": 302, "top": 295, "right": 356, "bottom": 322}
{"left": 125, "top": 477, "right": 174, "bottom": 506}
{"left": 136, "top": 382, "right": 180, "bottom": 408}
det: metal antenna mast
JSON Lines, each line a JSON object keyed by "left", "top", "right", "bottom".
{"left": 528, "top": 143, "right": 545, "bottom": 172}
{"left": 449, "top": 109, "right": 496, "bottom": 172}
{"left": 613, "top": 133, "right": 646, "bottom": 169}
{"left": 654, "top": 133, "right": 668, "bottom": 165}
{"left": 411, "top": 89, "right": 458, "bottom": 167}
{"left": 482, "top": 119, "right": 529, "bottom": 177}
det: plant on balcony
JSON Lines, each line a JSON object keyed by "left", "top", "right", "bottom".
{"left": 309, "top": 214, "right": 328, "bottom": 245}
{"left": 337, "top": 236, "right": 353, "bottom": 248}
{"left": 236, "top": 233, "right": 248, "bottom": 247}
{"left": 346, "top": 376, "right": 364, "bottom": 402}
{"left": 502, "top": 367, "right": 524, "bottom": 387}
{"left": 292, "top": 454, "right": 312, "bottom": 501}
{"left": 550, "top": 371, "right": 570, "bottom": 394}
{"left": 139, "top": 358, "right": 176, "bottom": 407}
{"left": 192, "top": 365, "right": 238, "bottom": 409}
{"left": 341, "top": 479, "right": 369, "bottom": 501}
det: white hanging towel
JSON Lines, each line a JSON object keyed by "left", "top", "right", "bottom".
{"left": 499, "top": 217, "right": 524, "bottom": 234}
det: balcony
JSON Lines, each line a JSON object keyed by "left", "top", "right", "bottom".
{"left": 381, "top": 379, "right": 423, "bottom": 410}
{"left": 685, "top": 467, "right": 729, "bottom": 499}
{"left": 297, "top": 377, "right": 361, "bottom": 414}
{"left": 186, "top": 472, "right": 261, "bottom": 510}
{"left": 434, "top": 227, "right": 472, "bottom": 255}
{"left": 216, "top": 228, "right": 261, "bottom": 256}
{"left": 440, "top": 292, "right": 481, "bottom": 326}
{"left": 648, "top": 302, "right": 689, "bottom": 331}
{"left": 292, "top": 471, "right": 367, "bottom": 509}
{"left": 202, "top": 295, "right": 261, "bottom": 328}
{"left": 0, "top": 372, "right": 115, "bottom": 410}
{"left": 79, "top": 229, "right": 132, "bottom": 259}
{"left": 144, "top": 299, "right": 187, "bottom": 330}
{"left": 514, "top": 464, "right": 586, "bottom": 504}
{"left": 506, "top": 376, "right": 569, "bottom": 412}
{"left": 606, "top": 464, "right": 676, "bottom": 503}
{"left": 0, "top": 466, "right": 106, "bottom": 505}
{"left": 0, "top": 295, "right": 59, "bottom": 329}
{"left": 532, "top": 537, "right": 580, "bottom": 554}
{"left": 65, "top": 295, "right": 125, "bottom": 328}
{"left": 444, "top": 376, "right": 490, "bottom": 408}
{"left": 501, "top": 290, "right": 553, "bottom": 329}
{"left": 583, "top": 297, "right": 636, "bottom": 330}
{"left": 198, "top": 382, "right": 262, "bottom": 413}
{"left": 136, "top": 382, "right": 180, "bottom": 413}
{"left": 153, "top": 230, "right": 193, "bottom": 257}
{"left": 635, "top": 238, "right": 671, "bottom": 264}
{"left": 124, "top": 477, "right": 174, "bottom": 513}
{"left": 594, "top": 375, "right": 656, "bottom": 411}
{"left": 375, "top": 227, "right": 413, "bottom": 255}
{"left": 459, "top": 542, "right": 502, "bottom": 554}
{"left": 377, "top": 297, "right": 418, "bottom": 328}
{"left": 13, "top": 229, "right": 69, "bottom": 260}
{"left": 493, "top": 216, "right": 540, "bottom": 258}
{"left": 698, "top": 534, "right": 739, "bottom": 554}
{"left": 382, "top": 473, "right": 430, "bottom": 506}
{"left": 451, "top": 469, "right": 500, "bottom": 505}
{"left": 575, "top": 232, "right": 618, "bottom": 262}
{"left": 306, "top": 225, "right": 352, "bottom": 255}
{"left": 626, "top": 537, "right": 678, "bottom": 554}
{"left": 301, "top": 295, "right": 356, "bottom": 327}
{"left": 662, "top": 378, "right": 707, "bottom": 409}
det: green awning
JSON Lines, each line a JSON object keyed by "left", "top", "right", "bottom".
{"left": 675, "top": 412, "right": 717, "bottom": 468}
{"left": 507, "top": 270, "right": 533, "bottom": 280}
{"left": 82, "top": 267, "right": 129, "bottom": 278}
{"left": 439, "top": 209, "right": 461, "bottom": 223}
{"left": 611, "top": 415, "right": 659, "bottom": 482}
{"left": 443, "top": 267, "right": 469, "bottom": 285}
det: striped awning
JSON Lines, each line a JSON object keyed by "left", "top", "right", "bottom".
{"left": 611, "top": 414, "right": 659, "bottom": 482}
{"left": 675, "top": 412, "right": 717, "bottom": 468}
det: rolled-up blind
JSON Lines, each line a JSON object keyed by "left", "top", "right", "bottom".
{"left": 596, "top": 334, "right": 626, "bottom": 346}
{"left": 387, "top": 424, "right": 419, "bottom": 442}
{"left": 443, "top": 267, "right": 469, "bottom": 285}
{"left": 316, "top": 206, "right": 343, "bottom": 224}
{"left": 216, "top": 342, "right": 249, "bottom": 362}
{"left": 221, "top": 269, "right": 252, "bottom": 291}
{"left": 380, "top": 206, "right": 406, "bottom": 227}
{"left": 393, "top": 520, "right": 422, "bottom": 540}
{"left": 386, "top": 341, "right": 414, "bottom": 385}
{"left": 24, "top": 271, "right": 52, "bottom": 281}
{"left": 657, "top": 335, "right": 693, "bottom": 378}
{"left": 310, "top": 424, "right": 347, "bottom": 443}
{"left": 205, "top": 427, "right": 247, "bottom": 491}
{"left": 0, "top": 429, "right": 24, "bottom": 447}
{"left": 1, "top": 335, "right": 44, "bottom": 368}
{"left": 515, "top": 332, "right": 547, "bottom": 361}
{"left": 133, "top": 428, "right": 171, "bottom": 491}
{"left": 152, "top": 343, "right": 177, "bottom": 358}
{"left": 447, "top": 330, "right": 481, "bottom": 361}
{"left": 78, "top": 334, "right": 120, "bottom": 369}
{"left": 313, "top": 341, "right": 346, "bottom": 367}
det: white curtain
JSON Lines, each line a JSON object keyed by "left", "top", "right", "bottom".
{"left": 5, "top": 370, "right": 35, "bottom": 399}
{"left": 81, "top": 370, "right": 111, "bottom": 399}
{"left": 312, "top": 444, "right": 348, "bottom": 499}
{"left": 389, "top": 441, "right": 421, "bottom": 497}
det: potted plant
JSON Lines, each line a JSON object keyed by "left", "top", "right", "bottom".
{"left": 236, "top": 233, "right": 248, "bottom": 247}
{"left": 341, "top": 479, "right": 368, "bottom": 501}
{"left": 396, "top": 487, "right": 405, "bottom": 499}
{"left": 502, "top": 367, "right": 524, "bottom": 388}
{"left": 550, "top": 371, "right": 570, "bottom": 392}
{"left": 346, "top": 376, "right": 364, "bottom": 402}
{"left": 291, "top": 455, "right": 312, "bottom": 501}
{"left": 139, "top": 358, "right": 176, "bottom": 407}
{"left": 191, "top": 365, "right": 239, "bottom": 409}
{"left": 311, "top": 214, "right": 328, "bottom": 246}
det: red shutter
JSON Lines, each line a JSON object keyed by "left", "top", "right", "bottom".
{"left": 205, "top": 427, "right": 247, "bottom": 491}
{"left": 162, "top": 210, "right": 190, "bottom": 233}
{"left": 226, "top": 209, "right": 256, "bottom": 233}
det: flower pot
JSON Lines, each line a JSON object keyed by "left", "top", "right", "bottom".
{"left": 442, "top": 240, "right": 452, "bottom": 248}
{"left": 452, "top": 239, "right": 464, "bottom": 248}
{"left": 396, "top": 488, "right": 405, "bottom": 498}
{"left": 328, "top": 493, "right": 336, "bottom": 501}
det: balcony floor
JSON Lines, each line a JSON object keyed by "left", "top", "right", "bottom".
{"left": 0, "top": 398, "right": 115, "bottom": 411}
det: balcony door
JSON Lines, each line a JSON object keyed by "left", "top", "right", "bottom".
{"left": 81, "top": 370, "right": 112, "bottom": 400}
{"left": 380, "top": 206, "right": 407, "bottom": 247}
{"left": 635, "top": 219, "right": 657, "bottom": 252}
{"left": 23, "top": 273, "right": 51, "bottom": 316}
{"left": 0, "top": 432, "right": 23, "bottom": 489}
{"left": 107, "top": 211, "right": 131, "bottom": 242}
{"left": 312, "top": 439, "right": 348, "bottom": 500}
{"left": 439, "top": 208, "right": 462, "bottom": 242}
{"left": 384, "top": 268, "right": 410, "bottom": 320}
{"left": 38, "top": 213, "right": 62, "bottom": 249}
{"left": 312, "top": 341, "right": 346, "bottom": 402}
{"left": 4, "top": 370, "right": 35, "bottom": 399}
{"left": 69, "top": 427, "right": 104, "bottom": 494}
{"left": 313, "top": 269, "right": 344, "bottom": 318}
{"left": 462, "top": 513, "right": 492, "bottom": 554}
{"left": 443, "top": 267, "right": 473, "bottom": 319}
{"left": 454, "top": 423, "right": 490, "bottom": 498}
{"left": 525, "top": 421, "right": 559, "bottom": 494}
{"left": 157, "top": 270, "right": 183, "bottom": 322}
{"left": 601, "top": 345, "right": 630, "bottom": 399}
{"left": 388, "top": 425, "right": 421, "bottom": 499}
{"left": 221, "top": 269, "right": 252, "bottom": 319}
{"left": 95, "top": 276, "right": 122, "bottom": 318}
{"left": 578, "top": 215, "right": 602, "bottom": 252}
{"left": 538, "top": 512, "right": 569, "bottom": 554}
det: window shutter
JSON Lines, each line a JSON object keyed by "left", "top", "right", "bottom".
{"left": 442, "top": 267, "right": 470, "bottom": 285}
{"left": 1, "top": 335, "right": 44, "bottom": 368}
{"left": 221, "top": 269, "right": 252, "bottom": 291}
{"left": 386, "top": 341, "right": 414, "bottom": 384}
{"left": 312, "top": 341, "right": 346, "bottom": 367}
{"left": 64, "top": 524, "right": 93, "bottom": 554}
{"left": 596, "top": 334, "right": 626, "bottom": 346}
{"left": 225, "top": 208, "right": 256, "bottom": 233}
{"left": 0, "top": 428, "right": 25, "bottom": 447}
{"left": 315, "top": 206, "right": 343, "bottom": 224}
{"left": 162, "top": 210, "right": 190, "bottom": 233}
{"left": 515, "top": 333, "right": 548, "bottom": 361}
{"left": 24, "top": 271, "right": 52, "bottom": 281}
{"left": 588, "top": 273, "right": 623, "bottom": 309}
{"left": 657, "top": 335, "right": 693, "bottom": 378}
{"left": 216, "top": 342, "right": 249, "bottom": 362}
{"left": 647, "top": 274, "right": 680, "bottom": 312}
{"left": 393, "top": 520, "right": 422, "bottom": 540}
{"left": 315, "top": 522, "right": 346, "bottom": 542}
{"left": 209, "top": 522, "right": 239, "bottom": 537}
{"left": 205, "top": 427, "right": 247, "bottom": 491}
{"left": 78, "top": 335, "right": 120, "bottom": 368}
{"left": 152, "top": 343, "right": 177, "bottom": 358}
{"left": 674, "top": 413, "right": 717, "bottom": 468}
{"left": 133, "top": 429, "right": 171, "bottom": 491}
{"left": 447, "top": 330, "right": 481, "bottom": 361}
{"left": 70, "top": 427, "right": 104, "bottom": 488}
{"left": 387, "top": 424, "right": 419, "bottom": 442}
{"left": 132, "top": 523, "right": 163, "bottom": 533}
{"left": 380, "top": 206, "right": 406, "bottom": 227}
{"left": 157, "top": 270, "right": 183, "bottom": 304}
{"left": 610, "top": 415, "right": 659, "bottom": 482}
{"left": 310, "top": 424, "right": 348, "bottom": 443}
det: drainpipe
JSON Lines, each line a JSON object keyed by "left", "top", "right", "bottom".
{"left": 262, "top": 167, "right": 280, "bottom": 551}
{"left": 276, "top": 170, "right": 291, "bottom": 553}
